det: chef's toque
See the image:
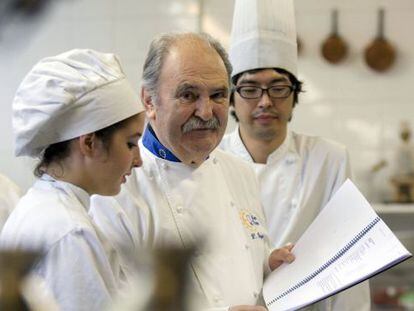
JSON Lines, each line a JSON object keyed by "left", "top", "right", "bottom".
{"left": 229, "top": 0, "right": 298, "bottom": 79}
{"left": 13, "top": 49, "right": 144, "bottom": 157}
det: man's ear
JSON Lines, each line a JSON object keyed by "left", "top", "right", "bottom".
{"left": 141, "top": 87, "right": 156, "bottom": 121}
{"left": 78, "top": 133, "right": 98, "bottom": 157}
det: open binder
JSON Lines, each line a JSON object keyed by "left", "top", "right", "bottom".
{"left": 263, "top": 179, "right": 412, "bottom": 311}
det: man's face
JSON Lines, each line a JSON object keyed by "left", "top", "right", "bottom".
{"left": 144, "top": 39, "right": 229, "bottom": 165}
{"left": 233, "top": 68, "right": 294, "bottom": 141}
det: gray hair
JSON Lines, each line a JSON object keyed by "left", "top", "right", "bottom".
{"left": 141, "top": 32, "right": 232, "bottom": 103}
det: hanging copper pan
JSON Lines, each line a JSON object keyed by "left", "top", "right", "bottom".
{"left": 364, "top": 8, "right": 396, "bottom": 72}
{"left": 321, "top": 9, "right": 348, "bottom": 64}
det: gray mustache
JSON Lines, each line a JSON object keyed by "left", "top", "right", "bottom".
{"left": 182, "top": 116, "right": 220, "bottom": 134}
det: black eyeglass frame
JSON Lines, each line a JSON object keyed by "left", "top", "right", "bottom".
{"left": 234, "top": 85, "right": 296, "bottom": 100}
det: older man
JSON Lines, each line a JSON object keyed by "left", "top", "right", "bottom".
{"left": 90, "top": 32, "right": 293, "bottom": 311}
{"left": 220, "top": 0, "right": 370, "bottom": 310}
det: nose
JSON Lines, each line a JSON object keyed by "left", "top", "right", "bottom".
{"left": 132, "top": 147, "right": 143, "bottom": 168}
{"left": 257, "top": 91, "right": 273, "bottom": 109}
{"left": 195, "top": 97, "right": 214, "bottom": 121}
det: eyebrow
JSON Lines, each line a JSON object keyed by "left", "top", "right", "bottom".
{"left": 238, "top": 77, "right": 290, "bottom": 85}
{"left": 130, "top": 132, "right": 142, "bottom": 139}
{"left": 175, "top": 83, "right": 197, "bottom": 96}
{"left": 175, "top": 83, "right": 229, "bottom": 95}
{"left": 212, "top": 85, "right": 229, "bottom": 93}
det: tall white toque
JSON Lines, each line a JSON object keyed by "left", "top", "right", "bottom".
{"left": 229, "top": 0, "right": 298, "bottom": 79}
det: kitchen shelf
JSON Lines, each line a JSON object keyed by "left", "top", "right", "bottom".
{"left": 373, "top": 204, "right": 414, "bottom": 214}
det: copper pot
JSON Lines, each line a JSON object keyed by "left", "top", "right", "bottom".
{"left": 321, "top": 9, "right": 348, "bottom": 64}
{"left": 364, "top": 8, "right": 396, "bottom": 72}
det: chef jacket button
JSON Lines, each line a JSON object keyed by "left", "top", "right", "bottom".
{"left": 253, "top": 291, "right": 258, "bottom": 298}
{"left": 193, "top": 250, "right": 202, "bottom": 257}
{"left": 285, "top": 156, "right": 295, "bottom": 165}
{"left": 176, "top": 205, "right": 183, "bottom": 213}
{"left": 213, "top": 157, "right": 218, "bottom": 164}
{"left": 244, "top": 244, "right": 250, "bottom": 250}
{"left": 213, "top": 296, "right": 221, "bottom": 303}
{"left": 161, "top": 162, "right": 168, "bottom": 169}
{"left": 230, "top": 201, "right": 235, "bottom": 207}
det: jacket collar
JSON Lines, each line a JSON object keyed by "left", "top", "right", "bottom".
{"left": 41, "top": 174, "right": 91, "bottom": 210}
{"left": 231, "top": 126, "right": 299, "bottom": 164}
{"left": 142, "top": 124, "right": 181, "bottom": 162}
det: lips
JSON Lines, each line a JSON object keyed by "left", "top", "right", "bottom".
{"left": 122, "top": 172, "right": 131, "bottom": 183}
{"left": 252, "top": 109, "right": 278, "bottom": 119}
{"left": 255, "top": 114, "right": 277, "bottom": 120}
{"left": 252, "top": 112, "right": 279, "bottom": 125}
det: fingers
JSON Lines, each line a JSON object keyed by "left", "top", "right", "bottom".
{"left": 268, "top": 243, "right": 296, "bottom": 271}
{"left": 284, "top": 242, "right": 294, "bottom": 251}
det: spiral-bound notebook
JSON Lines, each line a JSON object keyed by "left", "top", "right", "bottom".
{"left": 263, "top": 179, "right": 412, "bottom": 311}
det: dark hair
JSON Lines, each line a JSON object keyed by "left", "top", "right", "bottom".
{"left": 34, "top": 116, "right": 135, "bottom": 177}
{"left": 230, "top": 68, "right": 304, "bottom": 122}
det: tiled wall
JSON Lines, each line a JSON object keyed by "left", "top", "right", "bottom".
{"left": 1, "top": 0, "right": 413, "bottom": 202}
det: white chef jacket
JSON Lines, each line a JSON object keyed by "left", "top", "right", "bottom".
{"left": 220, "top": 128, "right": 371, "bottom": 311}
{"left": 90, "top": 139, "right": 271, "bottom": 310}
{"left": 0, "top": 173, "right": 22, "bottom": 231}
{"left": 0, "top": 175, "right": 123, "bottom": 311}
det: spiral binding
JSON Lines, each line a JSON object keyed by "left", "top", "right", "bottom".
{"left": 267, "top": 216, "right": 381, "bottom": 306}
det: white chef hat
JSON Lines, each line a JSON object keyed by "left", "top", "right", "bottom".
{"left": 13, "top": 49, "right": 144, "bottom": 158}
{"left": 229, "top": 0, "right": 298, "bottom": 80}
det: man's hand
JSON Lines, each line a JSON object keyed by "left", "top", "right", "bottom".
{"left": 229, "top": 306, "right": 267, "bottom": 311}
{"left": 268, "top": 243, "right": 295, "bottom": 271}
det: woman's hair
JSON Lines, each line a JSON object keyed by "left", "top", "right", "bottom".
{"left": 34, "top": 116, "right": 135, "bottom": 177}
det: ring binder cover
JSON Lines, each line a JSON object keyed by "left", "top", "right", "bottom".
{"left": 263, "top": 180, "right": 412, "bottom": 311}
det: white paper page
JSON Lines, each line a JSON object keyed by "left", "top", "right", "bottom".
{"left": 263, "top": 179, "right": 412, "bottom": 311}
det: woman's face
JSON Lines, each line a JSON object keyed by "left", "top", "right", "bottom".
{"left": 92, "top": 113, "right": 145, "bottom": 196}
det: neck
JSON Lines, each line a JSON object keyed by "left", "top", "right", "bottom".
{"left": 239, "top": 126, "right": 287, "bottom": 164}
{"left": 45, "top": 160, "right": 93, "bottom": 195}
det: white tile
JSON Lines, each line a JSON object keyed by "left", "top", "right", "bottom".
{"left": 70, "top": 20, "right": 116, "bottom": 51}
{"left": 114, "top": 0, "right": 198, "bottom": 19}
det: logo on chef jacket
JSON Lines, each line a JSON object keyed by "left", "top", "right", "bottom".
{"left": 239, "top": 210, "right": 265, "bottom": 240}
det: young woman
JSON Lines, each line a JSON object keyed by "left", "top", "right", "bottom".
{"left": 0, "top": 49, "right": 145, "bottom": 310}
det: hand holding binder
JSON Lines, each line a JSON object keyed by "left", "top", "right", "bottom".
{"left": 263, "top": 179, "right": 412, "bottom": 311}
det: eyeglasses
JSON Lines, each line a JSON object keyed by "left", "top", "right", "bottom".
{"left": 235, "top": 85, "right": 295, "bottom": 100}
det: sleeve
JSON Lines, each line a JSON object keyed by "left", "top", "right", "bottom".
{"left": 330, "top": 146, "right": 353, "bottom": 196}
{"left": 247, "top": 165, "right": 273, "bottom": 276}
{"left": 37, "top": 229, "right": 117, "bottom": 311}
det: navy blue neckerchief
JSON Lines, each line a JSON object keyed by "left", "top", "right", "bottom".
{"left": 142, "top": 124, "right": 181, "bottom": 162}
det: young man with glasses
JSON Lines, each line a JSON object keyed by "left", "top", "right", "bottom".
{"left": 220, "top": 0, "right": 370, "bottom": 309}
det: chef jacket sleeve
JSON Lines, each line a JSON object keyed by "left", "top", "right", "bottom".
{"left": 36, "top": 228, "right": 116, "bottom": 311}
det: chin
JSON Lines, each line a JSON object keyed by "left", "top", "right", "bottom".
{"left": 100, "top": 186, "right": 121, "bottom": 197}
{"left": 191, "top": 142, "right": 217, "bottom": 154}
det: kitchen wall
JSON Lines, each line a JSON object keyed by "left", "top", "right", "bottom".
{"left": 1, "top": 0, "right": 413, "bottom": 202}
